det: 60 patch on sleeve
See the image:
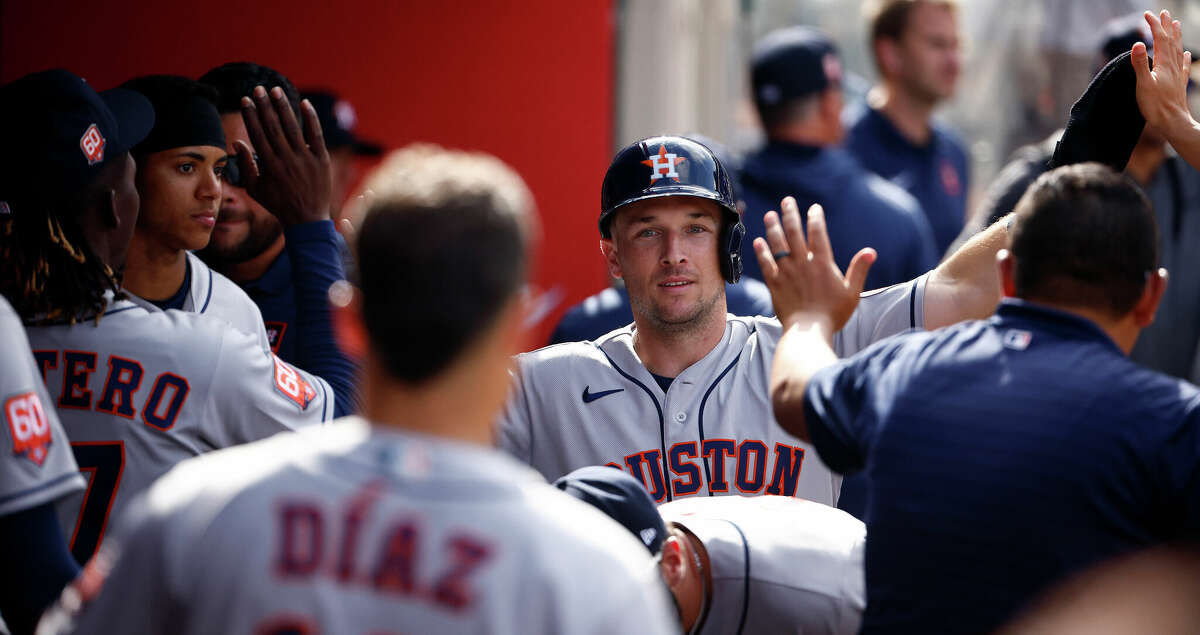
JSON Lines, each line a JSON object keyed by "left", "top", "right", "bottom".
{"left": 6, "top": 391, "right": 52, "bottom": 466}
{"left": 272, "top": 356, "right": 317, "bottom": 411}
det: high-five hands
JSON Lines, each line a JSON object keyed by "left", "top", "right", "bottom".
{"left": 236, "top": 86, "right": 333, "bottom": 226}
{"left": 752, "top": 197, "right": 876, "bottom": 334}
{"left": 1133, "top": 10, "right": 1193, "bottom": 138}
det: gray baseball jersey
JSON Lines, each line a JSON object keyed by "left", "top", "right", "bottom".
{"left": 498, "top": 274, "right": 927, "bottom": 504}
{"left": 125, "top": 251, "right": 272, "bottom": 353}
{"left": 56, "top": 418, "right": 677, "bottom": 635}
{"left": 0, "top": 296, "right": 84, "bottom": 517}
{"left": 26, "top": 297, "right": 334, "bottom": 563}
{"left": 660, "top": 495, "right": 866, "bottom": 634}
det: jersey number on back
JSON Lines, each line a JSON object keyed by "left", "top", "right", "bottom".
{"left": 69, "top": 441, "right": 125, "bottom": 564}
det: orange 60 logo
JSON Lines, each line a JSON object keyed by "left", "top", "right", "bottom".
{"left": 272, "top": 356, "right": 317, "bottom": 411}
{"left": 6, "top": 391, "right": 52, "bottom": 466}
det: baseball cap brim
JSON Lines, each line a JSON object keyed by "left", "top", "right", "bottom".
{"left": 351, "top": 139, "right": 384, "bottom": 157}
{"left": 98, "top": 87, "right": 155, "bottom": 157}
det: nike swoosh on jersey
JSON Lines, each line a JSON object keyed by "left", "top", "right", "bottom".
{"left": 582, "top": 386, "right": 624, "bottom": 403}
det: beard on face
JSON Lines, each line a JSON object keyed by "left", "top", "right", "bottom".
{"left": 630, "top": 279, "right": 724, "bottom": 336}
{"left": 197, "top": 213, "right": 284, "bottom": 267}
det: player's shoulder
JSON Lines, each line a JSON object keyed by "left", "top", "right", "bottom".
{"left": 515, "top": 326, "right": 634, "bottom": 369}
{"left": 859, "top": 170, "right": 925, "bottom": 219}
{"left": 189, "top": 252, "right": 261, "bottom": 312}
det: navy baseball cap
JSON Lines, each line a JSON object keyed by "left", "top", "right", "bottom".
{"left": 0, "top": 69, "right": 154, "bottom": 209}
{"left": 1051, "top": 50, "right": 1144, "bottom": 172}
{"left": 751, "top": 26, "right": 843, "bottom": 108}
{"left": 554, "top": 466, "right": 668, "bottom": 554}
{"left": 301, "top": 90, "right": 383, "bottom": 156}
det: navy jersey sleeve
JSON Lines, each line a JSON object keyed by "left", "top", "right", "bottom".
{"left": 1161, "top": 397, "right": 1200, "bottom": 536}
{"left": 803, "top": 336, "right": 911, "bottom": 475}
{"left": 285, "top": 220, "right": 359, "bottom": 416}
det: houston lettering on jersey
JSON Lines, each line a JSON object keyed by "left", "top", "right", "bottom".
{"left": 607, "top": 439, "right": 806, "bottom": 502}
{"left": 34, "top": 350, "right": 191, "bottom": 431}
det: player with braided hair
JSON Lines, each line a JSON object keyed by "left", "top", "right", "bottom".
{"left": 0, "top": 69, "right": 335, "bottom": 567}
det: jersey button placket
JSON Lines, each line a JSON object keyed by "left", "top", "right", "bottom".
{"left": 674, "top": 411, "right": 687, "bottom": 423}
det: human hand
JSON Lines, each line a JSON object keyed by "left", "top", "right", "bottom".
{"left": 752, "top": 197, "right": 875, "bottom": 334}
{"left": 236, "top": 85, "right": 333, "bottom": 226}
{"left": 1133, "top": 9, "right": 1194, "bottom": 138}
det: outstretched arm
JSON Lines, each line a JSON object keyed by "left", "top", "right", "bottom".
{"left": 923, "top": 213, "right": 1012, "bottom": 330}
{"left": 752, "top": 197, "right": 875, "bottom": 441}
{"left": 1134, "top": 10, "right": 1200, "bottom": 167}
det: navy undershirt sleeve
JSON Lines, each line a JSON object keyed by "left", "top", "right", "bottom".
{"left": 0, "top": 502, "right": 80, "bottom": 635}
{"left": 285, "top": 220, "right": 359, "bottom": 417}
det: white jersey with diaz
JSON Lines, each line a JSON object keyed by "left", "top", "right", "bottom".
{"left": 660, "top": 495, "right": 866, "bottom": 635}
{"left": 499, "top": 275, "right": 927, "bottom": 504}
{"left": 59, "top": 418, "right": 677, "bottom": 635}
{"left": 0, "top": 296, "right": 85, "bottom": 517}
{"left": 26, "top": 297, "right": 334, "bottom": 563}
{"left": 125, "top": 251, "right": 272, "bottom": 354}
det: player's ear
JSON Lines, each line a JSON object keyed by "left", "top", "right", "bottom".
{"left": 1132, "top": 267, "right": 1168, "bottom": 328}
{"left": 601, "top": 238, "right": 623, "bottom": 280}
{"left": 97, "top": 187, "right": 121, "bottom": 230}
{"left": 329, "top": 280, "right": 367, "bottom": 360}
{"left": 658, "top": 535, "right": 685, "bottom": 588}
{"left": 876, "top": 38, "right": 901, "bottom": 78}
{"left": 997, "top": 249, "right": 1017, "bottom": 298}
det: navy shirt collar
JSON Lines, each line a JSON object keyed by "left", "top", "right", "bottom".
{"left": 246, "top": 248, "right": 291, "bottom": 295}
{"left": 992, "top": 298, "right": 1123, "bottom": 354}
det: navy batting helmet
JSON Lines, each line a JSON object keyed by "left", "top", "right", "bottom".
{"left": 600, "top": 135, "right": 744, "bottom": 283}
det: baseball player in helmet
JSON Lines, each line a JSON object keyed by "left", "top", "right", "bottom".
{"left": 498, "top": 134, "right": 1017, "bottom": 506}
{"left": 556, "top": 466, "right": 866, "bottom": 634}
{"left": 40, "top": 145, "right": 677, "bottom": 635}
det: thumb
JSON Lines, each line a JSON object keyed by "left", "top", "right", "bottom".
{"left": 1131, "top": 41, "right": 1153, "bottom": 83}
{"left": 845, "top": 248, "right": 877, "bottom": 295}
{"left": 233, "top": 140, "right": 260, "bottom": 188}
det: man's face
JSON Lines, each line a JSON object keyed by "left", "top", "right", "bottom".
{"left": 601, "top": 197, "right": 726, "bottom": 333}
{"left": 134, "top": 145, "right": 227, "bottom": 252}
{"left": 894, "top": 3, "right": 961, "bottom": 103}
{"left": 200, "top": 113, "right": 283, "bottom": 265}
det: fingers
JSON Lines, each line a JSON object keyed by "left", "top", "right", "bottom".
{"left": 806, "top": 204, "right": 834, "bottom": 264}
{"left": 845, "top": 248, "right": 877, "bottom": 296}
{"left": 250, "top": 86, "right": 292, "bottom": 159}
{"left": 232, "top": 139, "right": 260, "bottom": 187}
{"left": 240, "top": 95, "right": 277, "bottom": 169}
{"left": 752, "top": 237, "right": 779, "bottom": 280}
{"left": 779, "top": 197, "right": 809, "bottom": 260}
{"left": 1132, "top": 41, "right": 1151, "bottom": 80}
{"left": 270, "top": 87, "right": 309, "bottom": 154}
{"left": 301, "top": 99, "right": 330, "bottom": 161}
{"left": 763, "top": 211, "right": 790, "bottom": 260}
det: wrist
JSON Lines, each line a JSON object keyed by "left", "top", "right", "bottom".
{"left": 780, "top": 310, "right": 834, "bottom": 337}
{"left": 1161, "top": 106, "right": 1199, "bottom": 142}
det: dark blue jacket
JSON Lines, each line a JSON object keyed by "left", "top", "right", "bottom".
{"left": 845, "top": 104, "right": 970, "bottom": 256}
{"left": 740, "top": 142, "right": 937, "bottom": 290}
{"left": 548, "top": 279, "right": 774, "bottom": 345}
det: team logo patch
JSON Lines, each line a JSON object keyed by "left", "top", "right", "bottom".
{"left": 940, "top": 159, "right": 962, "bottom": 197}
{"left": 265, "top": 321, "right": 288, "bottom": 353}
{"left": 5, "top": 391, "right": 52, "bottom": 466}
{"left": 80, "top": 123, "right": 106, "bottom": 165}
{"left": 272, "top": 356, "right": 317, "bottom": 410}
{"left": 641, "top": 144, "right": 686, "bottom": 184}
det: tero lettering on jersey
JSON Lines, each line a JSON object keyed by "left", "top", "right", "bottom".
{"left": 33, "top": 350, "right": 190, "bottom": 431}
{"left": 608, "top": 439, "right": 807, "bottom": 501}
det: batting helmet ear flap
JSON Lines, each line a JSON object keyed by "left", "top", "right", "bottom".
{"left": 720, "top": 213, "right": 745, "bottom": 284}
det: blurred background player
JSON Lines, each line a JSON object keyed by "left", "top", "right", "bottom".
{"left": 0, "top": 298, "right": 86, "bottom": 635}
{"left": 741, "top": 25, "right": 938, "bottom": 289}
{"left": 118, "top": 74, "right": 271, "bottom": 352}
{"left": 765, "top": 162, "right": 1200, "bottom": 634}
{"left": 300, "top": 89, "right": 383, "bottom": 224}
{"left": 845, "top": 0, "right": 969, "bottom": 257}
{"left": 197, "top": 63, "right": 357, "bottom": 414}
{"left": 0, "top": 69, "right": 335, "bottom": 566}
{"left": 40, "top": 145, "right": 677, "bottom": 635}
{"left": 556, "top": 466, "right": 866, "bottom": 634}
{"left": 549, "top": 134, "right": 773, "bottom": 344}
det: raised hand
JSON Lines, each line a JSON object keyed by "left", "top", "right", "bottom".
{"left": 1132, "top": 9, "right": 1193, "bottom": 137}
{"left": 235, "top": 85, "right": 333, "bottom": 226}
{"left": 752, "top": 197, "right": 875, "bottom": 334}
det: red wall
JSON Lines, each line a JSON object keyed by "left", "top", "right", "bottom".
{"left": 0, "top": 0, "right": 614, "bottom": 347}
